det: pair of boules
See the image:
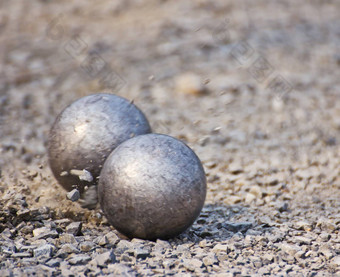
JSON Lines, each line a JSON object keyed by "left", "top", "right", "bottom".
{"left": 48, "top": 93, "right": 206, "bottom": 239}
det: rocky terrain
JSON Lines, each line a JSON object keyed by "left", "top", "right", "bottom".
{"left": 0, "top": 0, "right": 339, "bottom": 276}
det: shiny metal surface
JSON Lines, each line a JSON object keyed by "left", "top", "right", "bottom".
{"left": 48, "top": 93, "right": 151, "bottom": 195}
{"left": 98, "top": 134, "right": 206, "bottom": 240}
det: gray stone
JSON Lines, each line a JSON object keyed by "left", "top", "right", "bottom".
{"left": 319, "top": 245, "right": 334, "bottom": 260}
{"left": 58, "top": 233, "right": 76, "bottom": 244}
{"left": 68, "top": 254, "right": 91, "bottom": 265}
{"left": 33, "top": 227, "right": 50, "bottom": 237}
{"left": 94, "top": 250, "right": 116, "bottom": 267}
{"left": 330, "top": 256, "right": 340, "bottom": 267}
{"left": 319, "top": 232, "right": 331, "bottom": 242}
{"left": 267, "top": 229, "right": 286, "bottom": 243}
{"left": 70, "top": 169, "right": 93, "bottom": 182}
{"left": 250, "top": 256, "right": 263, "bottom": 268}
{"left": 280, "top": 243, "right": 301, "bottom": 256}
{"left": 46, "top": 258, "right": 61, "bottom": 267}
{"left": 79, "top": 241, "right": 96, "bottom": 252}
{"left": 293, "top": 236, "right": 313, "bottom": 245}
{"left": 294, "top": 221, "right": 312, "bottom": 231}
{"left": 1, "top": 243, "right": 16, "bottom": 255}
{"left": 134, "top": 247, "right": 150, "bottom": 260}
{"left": 202, "top": 253, "right": 218, "bottom": 266}
{"left": 176, "top": 244, "right": 191, "bottom": 259}
{"left": 262, "top": 253, "right": 274, "bottom": 265}
{"left": 107, "top": 264, "right": 136, "bottom": 276}
{"left": 61, "top": 243, "right": 79, "bottom": 254}
{"left": 106, "top": 231, "right": 119, "bottom": 245}
{"left": 34, "top": 230, "right": 59, "bottom": 240}
{"left": 19, "top": 225, "right": 34, "bottom": 235}
{"left": 60, "top": 261, "right": 74, "bottom": 277}
{"left": 95, "top": 235, "right": 109, "bottom": 246}
{"left": 119, "top": 253, "right": 133, "bottom": 263}
{"left": 212, "top": 243, "right": 228, "bottom": 253}
{"left": 66, "top": 222, "right": 82, "bottom": 236}
{"left": 224, "top": 222, "right": 253, "bottom": 233}
{"left": 154, "top": 239, "right": 171, "bottom": 254}
{"left": 116, "top": 240, "right": 133, "bottom": 255}
{"left": 11, "top": 252, "right": 32, "bottom": 258}
{"left": 19, "top": 245, "right": 37, "bottom": 253}
{"left": 277, "top": 202, "right": 289, "bottom": 213}
{"left": 182, "top": 258, "right": 203, "bottom": 271}
{"left": 16, "top": 209, "right": 31, "bottom": 220}
{"left": 33, "top": 244, "right": 55, "bottom": 259}
{"left": 162, "top": 258, "right": 177, "bottom": 270}
{"left": 0, "top": 269, "right": 13, "bottom": 277}
{"left": 66, "top": 189, "right": 80, "bottom": 202}
{"left": 257, "top": 267, "right": 270, "bottom": 275}
{"left": 294, "top": 250, "right": 306, "bottom": 260}
{"left": 54, "top": 219, "right": 72, "bottom": 226}
{"left": 317, "top": 219, "right": 337, "bottom": 232}
{"left": 54, "top": 249, "right": 68, "bottom": 259}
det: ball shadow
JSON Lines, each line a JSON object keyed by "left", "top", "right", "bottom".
{"left": 174, "top": 203, "right": 272, "bottom": 243}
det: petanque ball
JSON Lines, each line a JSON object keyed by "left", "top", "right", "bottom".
{"left": 48, "top": 93, "right": 151, "bottom": 196}
{"left": 98, "top": 133, "right": 206, "bottom": 240}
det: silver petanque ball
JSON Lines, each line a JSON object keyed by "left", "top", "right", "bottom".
{"left": 98, "top": 133, "right": 207, "bottom": 240}
{"left": 48, "top": 93, "right": 152, "bottom": 198}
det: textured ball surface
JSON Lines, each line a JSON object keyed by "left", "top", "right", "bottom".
{"left": 48, "top": 93, "right": 151, "bottom": 195}
{"left": 98, "top": 134, "right": 206, "bottom": 240}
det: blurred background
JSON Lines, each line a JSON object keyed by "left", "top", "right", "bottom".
{"left": 0, "top": 0, "right": 339, "bottom": 221}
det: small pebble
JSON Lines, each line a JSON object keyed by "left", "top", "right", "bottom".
{"left": 66, "top": 189, "right": 80, "bottom": 202}
{"left": 58, "top": 233, "right": 77, "bottom": 244}
{"left": 61, "top": 244, "right": 79, "bottom": 254}
{"left": 66, "top": 222, "right": 82, "bottom": 236}
{"left": 94, "top": 251, "right": 116, "bottom": 267}
{"left": 68, "top": 254, "right": 91, "bottom": 265}
{"left": 79, "top": 241, "right": 96, "bottom": 252}
{"left": 175, "top": 73, "right": 206, "bottom": 96}
{"left": 70, "top": 169, "right": 94, "bottom": 182}
{"left": 33, "top": 244, "right": 55, "bottom": 259}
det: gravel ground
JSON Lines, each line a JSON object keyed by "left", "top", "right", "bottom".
{"left": 0, "top": 0, "right": 339, "bottom": 276}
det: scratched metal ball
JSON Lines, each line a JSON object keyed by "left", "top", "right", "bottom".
{"left": 48, "top": 93, "right": 151, "bottom": 196}
{"left": 98, "top": 133, "right": 207, "bottom": 240}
